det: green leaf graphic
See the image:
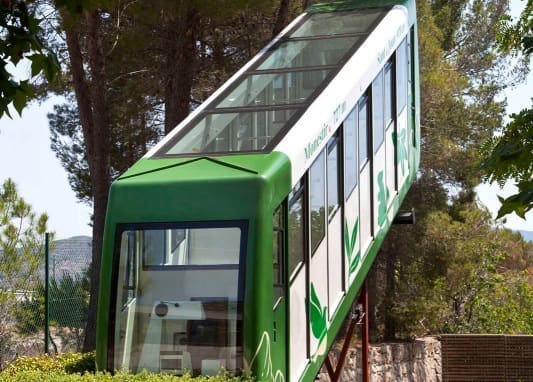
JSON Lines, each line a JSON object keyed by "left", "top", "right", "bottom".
{"left": 345, "top": 218, "right": 360, "bottom": 275}
{"left": 246, "top": 332, "right": 285, "bottom": 382}
{"left": 396, "top": 128, "right": 408, "bottom": 176}
{"left": 310, "top": 283, "right": 327, "bottom": 340}
{"left": 349, "top": 250, "right": 360, "bottom": 274}
{"left": 344, "top": 220, "right": 351, "bottom": 255}
{"left": 350, "top": 218, "right": 359, "bottom": 253}
{"left": 377, "top": 172, "right": 388, "bottom": 228}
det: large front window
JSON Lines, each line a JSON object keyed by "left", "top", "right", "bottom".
{"left": 111, "top": 222, "right": 246, "bottom": 376}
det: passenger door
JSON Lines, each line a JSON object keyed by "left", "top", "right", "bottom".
{"left": 115, "top": 231, "right": 139, "bottom": 369}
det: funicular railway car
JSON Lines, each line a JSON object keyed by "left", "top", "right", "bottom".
{"left": 96, "top": 0, "right": 419, "bottom": 381}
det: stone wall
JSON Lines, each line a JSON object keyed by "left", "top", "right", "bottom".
{"left": 316, "top": 337, "right": 441, "bottom": 381}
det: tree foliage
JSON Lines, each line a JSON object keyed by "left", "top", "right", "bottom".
{"left": 418, "top": 0, "right": 508, "bottom": 192}
{"left": 47, "top": 0, "right": 289, "bottom": 203}
{"left": 481, "top": 105, "right": 533, "bottom": 218}
{"left": 371, "top": 207, "right": 532, "bottom": 339}
{"left": 368, "top": 0, "right": 532, "bottom": 341}
{"left": 0, "top": 178, "right": 48, "bottom": 291}
{"left": 0, "top": 0, "right": 59, "bottom": 117}
{"left": 481, "top": 0, "right": 532, "bottom": 219}
{"left": 0, "top": 178, "right": 50, "bottom": 366}
{"left": 497, "top": 0, "right": 533, "bottom": 55}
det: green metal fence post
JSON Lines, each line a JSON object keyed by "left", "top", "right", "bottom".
{"left": 44, "top": 232, "right": 50, "bottom": 354}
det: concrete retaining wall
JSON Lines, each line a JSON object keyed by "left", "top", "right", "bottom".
{"left": 316, "top": 337, "right": 441, "bottom": 381}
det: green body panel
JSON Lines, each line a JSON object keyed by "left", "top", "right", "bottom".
{"left": 96, "top": 152, "right": 292, "bottom": 377}
{"left": 273, "top": 300, "right": 287, "bottom": 377}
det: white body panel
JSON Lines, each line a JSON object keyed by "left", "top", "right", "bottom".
{"left": 309, "top": 238, "right": 328, "bottom": 354}
{"left": 396, "top": 108, "right": 409, "bottom": 188}
{"left": 289, "top": 269, "right": 308, "bottom": 382}
{"left": 359, "top": 163, "right": 373, "bottom": 254}
{"left": 373, "top": 144, "right": 387, "bottom": 233}
{"left": 327, "top": 211, "right": 343, "bottom": 319}
{"left": 386, "top": 123, "right": 397, "bottom": 205}
{"left": 344, "top": 185, "right": 360, "bottom": 286}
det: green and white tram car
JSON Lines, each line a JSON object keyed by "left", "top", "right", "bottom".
{"left": 96, "top": 0, "right": 419, "bottom": 380}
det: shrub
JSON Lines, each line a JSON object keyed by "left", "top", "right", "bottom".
{"left": 1, "top": 353, "right": 247, "bottom": 381}
{"left": 2, "top": 352, "right": 96, "bottom": 375}
{"left": 1, "top": 370, "right": 246, "bottom": 381}
{"left": 2, "top": 354, "right": 64, "bottom": 375}
{"left": 62, "top": 352, "right": 96, "bottom": 374}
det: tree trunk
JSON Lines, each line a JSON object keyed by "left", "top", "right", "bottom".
{"left": 62, "top": 9, "right": 111, "bottom": 352}
{"left": 366, "top": 258, "right": 381, "bottom": 341}
{"left": 272, "top": 0, "right": 291, "bottom": 38}
{"left": 383, "top": 242, "right": 397, "bottom": 340}
{"left": 164, "top": 5, "right": 199, "bottom": 134}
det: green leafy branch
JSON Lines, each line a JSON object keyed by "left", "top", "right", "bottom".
{"left": 0, "top": 1, "right": 59, "bottom": 117}
{"left": 480, "top": 105, "right": 533, "bottom": 219}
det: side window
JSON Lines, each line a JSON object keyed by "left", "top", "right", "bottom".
{"left": 384, "top": 60, "right": 394, "bottom": 128}
{"left": 396, "top": 37, "right": 408, "bottom": 112}
{"left": 142, "top": 230, "right": 165, "bottom": 265}
{"left": 358, "top": 96, "right": 369, "bottom": 168}
{"left": 310, "top": 150, "right": 326, "bottom": 254}
{"left": 344, "top": 108, "right": 358, "bottom": 199}
{"left": 142, "top": 229, "right": 185, "bottom": 266}
{"left": 373, "top": 70, "right": 384, "bottom": 152}
{"left": 289, "top": 180, "right": 305, "bottom": 278}
{"left": 273, "top": 206, "right": 285, "bottom": 307}
{"left": 143, "top": 228, "right": 241, "bottom": 267}
{"left": 327, "top": 135, "right": 340, "bottom": 219}
{"left": 122, "top": 232, "right": 137, "bottom": 308}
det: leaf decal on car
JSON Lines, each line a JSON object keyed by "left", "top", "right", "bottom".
{"left": 377, "top": 171, "right": 389, "bottom": 228}
{"left": 345, "top": 218, "right": 360, "bottom": 276}
{"left": 310, "top": 283, "right": 327, "bottom": 340}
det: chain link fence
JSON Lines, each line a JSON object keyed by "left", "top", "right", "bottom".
{"left": 0, "top": 234, "right": 92, "bottom": 369}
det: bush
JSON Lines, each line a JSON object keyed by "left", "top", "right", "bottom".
{"left": 2, "top": 352, "right": 95, "bottom": 376}
{"left": 63, "top": 352, "right": 96, "bottom": 374}
{"left": 0, "top": 370, "right": 247, "bottom": 381}
{"left": 0, "top": 353, "right": 247, "bottom": 381}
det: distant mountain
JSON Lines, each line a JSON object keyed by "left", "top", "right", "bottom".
{"left": 50, "top": 236, "right": 92, "bottom": 278}
{"left": 53, "top": 235, "right": 92, "bottom": 256}
{"left": 0, "top": 236, "right": 92, "bottom": 289}
{"left": 518, "top": 230, "right": 533, "bottom": 242}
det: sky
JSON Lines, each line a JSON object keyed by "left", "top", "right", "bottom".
{"left": 0, "top": 96, "right": 93, "bottom": 239}
{"left": 0, "top": 0, "right": 531, "bottom": 240}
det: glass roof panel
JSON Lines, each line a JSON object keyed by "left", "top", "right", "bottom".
{"left": 154, "top": 7, "right": 390, "bottom": 157}
{"left": 257, "top": 36, "right": 362, "bottom": 70}
{"left": 290, "top": 8, "right": 387, "bottom": 38}
{"left": 163, "top": 110, "right": 299, "bottom": 155}
{"left": 215, "top": 70, "right": 330, "bottom": 108}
